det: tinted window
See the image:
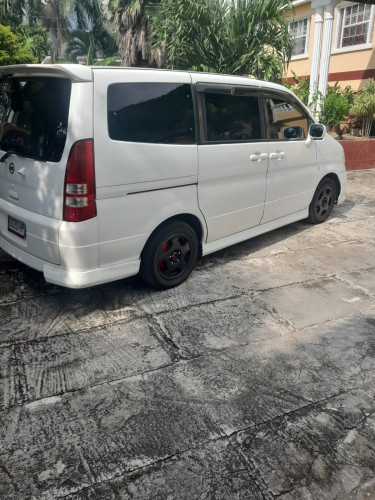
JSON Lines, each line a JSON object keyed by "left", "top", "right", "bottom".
{"left": 204, "top": 92, "right": 262, "bottom": 142}
{"left": 266, "top": 96, "right": 309, "bottom": 140}
{"left": 0, "top": 77, "right": 71, "bottom": 162}
{"left": 108, "top": 83, "right": 195, "bottom": 144}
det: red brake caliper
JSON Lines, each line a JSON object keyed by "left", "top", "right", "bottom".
{"left": 160, "top": 241, "right": 170, "bottom": 271}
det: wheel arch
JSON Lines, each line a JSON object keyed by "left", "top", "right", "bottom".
{"left": 317, "top": 173, "right": 341, "bottom": 202}
{"left": 141, "top": 213, "right": 205, "bottom": 258}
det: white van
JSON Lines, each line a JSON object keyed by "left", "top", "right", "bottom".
{"left": 0, "top": 65, "right": 346, "bottom": 289}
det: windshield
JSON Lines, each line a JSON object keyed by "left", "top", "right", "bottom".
{"left": 0, "top": 76, "right": 71, "bottom": 162}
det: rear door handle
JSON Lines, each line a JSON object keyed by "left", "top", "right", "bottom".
{"left": 270, "top": 152, "right": 286, "bottom": 161}
{"left": 250, "top": 153, "right": 268, "bottom": 163}
{"left": 8, "top": 190, "right": 19, "bottom": 200}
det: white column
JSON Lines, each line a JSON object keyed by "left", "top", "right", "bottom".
{"left": 308, "top": 6, "right": 324, "bottom": 108}
{"left": 317, "top": 3, "right": 335, "bottom": 100}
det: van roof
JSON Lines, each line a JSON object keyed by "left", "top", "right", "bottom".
{"left": 0, "top": 64, "right": 296, "bottom": 98}
{"left": 0, "top": 63, "right": 259, "bottom": 81}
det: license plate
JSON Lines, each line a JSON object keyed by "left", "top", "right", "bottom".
{"left": 8, "top": 216, "right": 26, "bottom": 239}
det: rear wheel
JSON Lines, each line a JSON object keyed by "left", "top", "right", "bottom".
{"left": 139, "top": 221, "right": 198, "bottom": 289}
{"left": 307, "top": 178, "right": 337, "bottom": 224}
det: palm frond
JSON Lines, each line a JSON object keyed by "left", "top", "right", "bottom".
{"left": 148, "top": 0, "right": 292, "bottom": 79}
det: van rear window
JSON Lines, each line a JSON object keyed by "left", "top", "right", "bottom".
{"left": 107, "top": 83, "right": 195, "bottom": 144}
{"left": 0, "top": 76, "right": 71, "bottom": 162}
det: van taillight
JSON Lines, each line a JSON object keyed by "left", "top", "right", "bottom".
{"left": 63, "top": 140, "right": 96, "bottom": 222}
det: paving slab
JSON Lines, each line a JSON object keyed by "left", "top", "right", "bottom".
{"left": 260, "top": 276, "right": 373, "bottom": 328}
{"left": 234, "top": 390, "right": 375, "bottom": 499}
{"left": 327, "top": 215, "right": 375, "bottom": 242}
{"left": 346, "top": 169, "right": 375, "bottom": 199}
{"left": 0, "top": 347, "right": 26, "bottom": 410}
{"left": 0, "top": 372, "right": 222, "bottom": 499}
{"left": 64, "top": 439, "right": 264, "bottom": 500}
{"left": 337, "top": 268, "right": 375, "bottom": 297}
{"left": 155, "top": 295, "right": 289, "bottom": 358}
{"left": 0, "top": 318, "right": 172, "bottom": 410}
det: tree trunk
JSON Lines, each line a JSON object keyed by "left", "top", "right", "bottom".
{"left": 365, "top": 117, "right": 373, "bottom": 138}
{"left": 49, "top": 27, "right": 57, "bottom": 63}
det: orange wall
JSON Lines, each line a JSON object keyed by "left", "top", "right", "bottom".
{"left": 286, "top": 3, "right": 315, "bottom": 77}
{"left": 286, "top": 1, "right": 375, "bottom": 91}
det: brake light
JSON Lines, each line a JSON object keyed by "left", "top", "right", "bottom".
{"left": 63, "top": 140, "right": 96, "bottom": 222}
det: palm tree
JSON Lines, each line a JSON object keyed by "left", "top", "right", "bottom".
{"left": 65, "top": 29, "right": 93, "bottom": 63}
{"left": 0, "top": 0, "right": 25, "bottom": 29}
{"left": 65, "top": 27, "right": 116, "bottom": 64}
{"left": 37, "top": 0, "right": 111, "bottom": 63}
{"left": 1, "top": 0, "right": 114, "bottom": 64}
{"left": 148, "top": 0, "right": 293, "bottom": 80}
{"left": 0, "top": 0, "right": 47, "bottom": 30}
{"left": 37, "top": 0, "right": 71, "bottom": 63}
{"left": 107, "top": 0, "right": 162, "bottom": 67}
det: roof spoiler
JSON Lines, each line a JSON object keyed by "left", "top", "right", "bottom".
{"left": 0, "top": 64, "right": 92, "bottom": 82}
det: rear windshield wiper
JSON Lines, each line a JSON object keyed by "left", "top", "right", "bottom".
{"left": 0, "top": 150, "right": 17, "bottom": 163}
{"left": 0, "top": 146, "right": 46, "bottom": 163}
{"left": 0, "top": 142, "right": 18, "bottom": 163}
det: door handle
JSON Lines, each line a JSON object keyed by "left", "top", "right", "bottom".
{"left": 250, "top": 153, "right": 268, "bottom": 163}
{"left": 8, "top": 189, "right": 19, "bottom": 200}
{"left": 270, "top": 152, "right": 286, "bottom": 161}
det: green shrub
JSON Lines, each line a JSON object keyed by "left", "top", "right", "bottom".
{"left": 0, "top": 24, "right": 37, "bottom": 65}
{"left": 283, "top": 70, "right": 310, "bottom": 105}
{"left": 350, "top": 79, "right": 375, "bottom": 138}
{"left": 16, "top": 24, "right": 49, "bottom": 63}
{"left": 93, "top": 56, "right": 117, "bottom": 66}
{"left": 319, "top": 83, "right": 354, "bottom": 139}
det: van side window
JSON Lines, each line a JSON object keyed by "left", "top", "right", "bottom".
{"left": 107, "top": 83, "right": 195, "bottom": 144}
{"left": 265, "top": 96, "right": 309, "bottom": 140}
{"left": 203, "top": 92, "right": 262, "bottom": 142}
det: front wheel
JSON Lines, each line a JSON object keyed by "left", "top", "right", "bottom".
{"left": 307, "top": 178, "right": 337, "bottom": 224}
{"left": 139, "top": 221, "right": 198, "bottom": 289}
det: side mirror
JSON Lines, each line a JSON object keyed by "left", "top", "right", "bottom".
{"left": 309, "top": 123, "right": 325, "bottom": 139}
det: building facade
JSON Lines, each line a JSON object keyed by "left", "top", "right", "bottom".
{"left": 286, "top": 1, "right": 375, "bottom": 102}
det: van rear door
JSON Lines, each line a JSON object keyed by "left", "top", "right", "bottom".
{"left": 0, "top": 65, "right": 92, "bottom": 265}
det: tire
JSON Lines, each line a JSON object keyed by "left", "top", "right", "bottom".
{"left": 139, "top": 221, "right": 199, "bottom": 289}
{"left": 307, "top": 178, "right": 337, "bottom": 224}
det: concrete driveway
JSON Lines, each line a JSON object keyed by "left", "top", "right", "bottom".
{"left": 1, "top": 169, "right": 374, "bottom": 500}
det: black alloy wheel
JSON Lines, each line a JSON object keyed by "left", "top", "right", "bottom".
{"left": 308, "top": 178, "right": 337, "bottom": 224}
{"left": 140, "top": 221, "right": 199, "bottom": 289}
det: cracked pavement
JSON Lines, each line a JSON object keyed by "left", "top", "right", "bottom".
{"left": 0, "top": 169, "right": 375, "bottom": 499}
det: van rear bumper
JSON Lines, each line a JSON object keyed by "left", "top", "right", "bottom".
{"left": 0, "top": 198, "right": 61, "bottom": 265}
{"left": 44, "top": 259, "right": 141, "bottom": 288}
{"left": 0, "top": 234, "right": 140, "bottom": 288}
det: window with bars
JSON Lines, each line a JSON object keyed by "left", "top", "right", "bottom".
{"left": 336, "top": 3, "right": 373, "bottom": 49}
{"left": 289, "top": 18, "right": 310, "bottom": 56}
